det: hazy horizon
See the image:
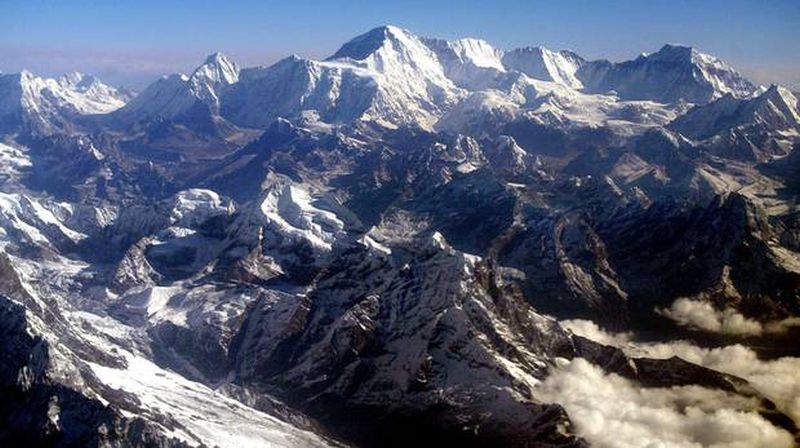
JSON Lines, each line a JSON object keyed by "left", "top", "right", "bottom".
{"left": 2, "top": 0, "right": 798, "bottom": 90}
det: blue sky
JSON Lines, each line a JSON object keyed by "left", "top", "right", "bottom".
{"left": 1, "top": 0, "right": 798, "bottom": 89}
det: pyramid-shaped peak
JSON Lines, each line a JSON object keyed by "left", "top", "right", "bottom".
{"left": 328, "top": 25, "right": 417, "bottom": 61}
{"left": 192, "top": 52, "right": 239, "bottom": 85}
{"left": 759, "top": 84, "right": 798, "bottom": 106}
{"left": 204, "top": 51, "right": 234, "bottom": 65}
{"left": 649, "top": 44, "right": 696, "bottom": 61}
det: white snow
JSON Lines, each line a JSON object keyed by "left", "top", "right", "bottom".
{"left": 446, "top": 38, "right": 505, "bottom": 70}
{"left": 170, "top": 189, "right": 232, "bottom": 228}
{"left": 89, "top": 351, "right": 333, "bottom": 448}
{"left": 503, "top": 46, "right": 584, "bottom": 89}
{"left": 0, "top": 193, "right": 87, "bottom": 246}
{"left": 258, "top": 183, "right": 345, "bottom": 252}
{"left": 0, "top": 142, "right": 32, "bottom": 186}
{"left": 16, "top": 70, "right": 128, "bottom": 115}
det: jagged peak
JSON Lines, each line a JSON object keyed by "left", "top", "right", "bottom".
{"left": 58, "top": 71, "right": 102, "bottom": 90}
{"left": 203, "top": 51, "right": 230, "bottom": 65}
{"left": 60, "top": 71, "right": 87, "bottom": 83}
{"left": 275, "top": 53, "right": 310, "bottom": 66}
{"left": 247, "top": 54, "right": 313, "bottom": 78}
{"left": 648, "top": 44, "right": 734, "bottom": 72}
{"left": 18, "top": 69, "right": 35, "bottom": 81}
{"left": 637, "top": 44, "right": 722, "bottom": 68}
{"left": 757, "top": 84, "right": 799, "bottom": 115}
{"left": 447, "top": 37, "right": 500, "bottom": 54}
{"left": 761, "top": 83, "right": 796, "bottom": 100}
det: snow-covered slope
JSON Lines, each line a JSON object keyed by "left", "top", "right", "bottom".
{"left": 671, "top": 85, "right": 800, "bottom": 139}
{"left": 668, "top": 85, "right": 800, "bottom": 159}
{"left": 503, "top": 47, "right": 585, "bottom": 89}
{"left": 423, "top": 37, "right": 506, "bottom": 90}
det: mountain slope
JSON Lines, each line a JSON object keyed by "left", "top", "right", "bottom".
{"left": 670, "top": 86, "right": 800, "bottom": 160}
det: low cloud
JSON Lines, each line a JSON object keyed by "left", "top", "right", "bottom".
{"left": 562, "top": 319, "right": 800, "bottom": 427}
{"left": 560, "top": 319, "right": 633, "bottom": 346}
{"left": 657, "top": 298, "right": 800, "bottom": 336}
{"left": 658, "top": 298, "right": 763, "bottom": 336}
{"left": 536, "top": 358, "right": 794, "bottom": 448}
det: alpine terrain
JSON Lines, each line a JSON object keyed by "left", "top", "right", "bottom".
{"left": 1, "top": 25, "right": 799, "bottom": 447}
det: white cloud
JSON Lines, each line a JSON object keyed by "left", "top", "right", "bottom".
{"left": 657, "top": 298, "right": 800, "bottom": 336}
{"left": 536, "top": 358, "right": 794, "bottom": 448}
{"left": 562, "top": 319, "right": 800, "bottom": 427}
{"left": 658, "top": 298, "right": 763, "bottom": 336}
{"left": 560, "top": 318, "right": 633, "bottom": 345}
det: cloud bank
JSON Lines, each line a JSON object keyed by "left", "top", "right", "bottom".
{"left": 657, "top": 298, "right": 800, "bottom": 336}
{"left": 536, "top": 358, "right": 794, "bottom": 448}
{"left": 561, "top": 319, "right": 800, "bottom": 427}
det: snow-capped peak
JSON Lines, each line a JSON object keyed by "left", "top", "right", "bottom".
{"left": 326, "top": 25, "right": 449, "bottom": 80}
{"left": 647, "top": 43, "right": 694, "bottom": 61}
{"left": 765, "top": 84, "right": 800, "bottom": 112}
{"left": 58, "top": 71, "right": 94, "bottom": 87}
{"left": 420, "top": 37, "right": 505, "bottom": 90}
{"left": 669, "top": 82, "right": 800, "bottom": 143}
{"left": 328, "top": 25, "right": 413, "bottom": 61}
{"left": 644, "top": 44, "right": 757, "bottom": 100}
{"left": 193, "top": 51, "right": 240, "bottom": 86}
{"left": 319, "top": 25, "right": 462, "bottom": 128}
{"left": 119, "top": 53, "right": 240, "bottom": 122}
{"left": 502, "top": 46, "right": 584, "bottom": 89}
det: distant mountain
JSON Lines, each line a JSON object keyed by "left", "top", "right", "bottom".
{"left": 577, "top": 44, "right": 758, "bottom": 103}
{"left": 118, "top": 28, "right": 764, "bottom": 136}
{"left": 0, "top": 70, "right": 130, "bottom": 134}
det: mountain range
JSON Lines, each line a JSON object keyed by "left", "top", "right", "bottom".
{"left": 1, "top": 25, "right": 799, "bottom": 448}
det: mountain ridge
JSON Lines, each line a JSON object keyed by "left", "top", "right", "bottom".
{"left": 4, "top": 25, "right": 768, "bottom": 137}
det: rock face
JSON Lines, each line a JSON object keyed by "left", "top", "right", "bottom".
{"left": 1, "top": 25, "right": 799, "bottom": 448}
{"left": 234, "top": 232, "right": 585, "bottom": 446}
